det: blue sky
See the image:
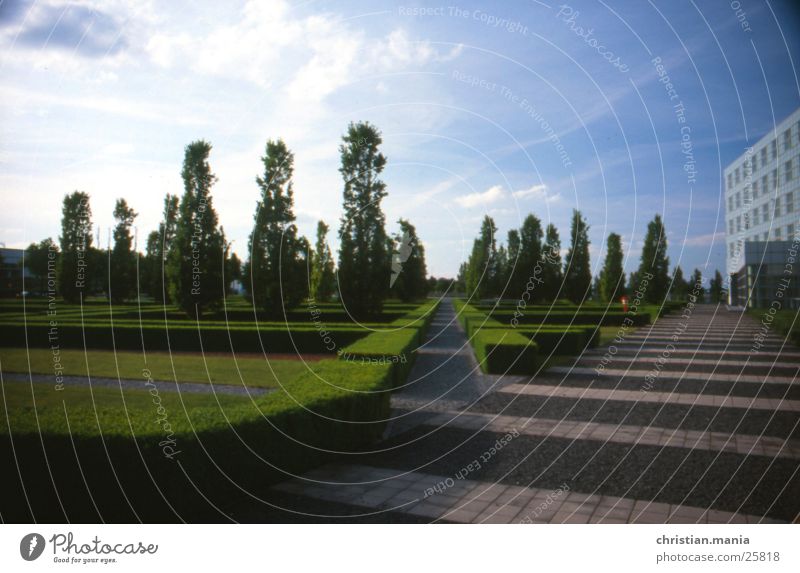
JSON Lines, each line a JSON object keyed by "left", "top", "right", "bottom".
{"left": 2, "top": 0, "right": 799, "bottom": 280}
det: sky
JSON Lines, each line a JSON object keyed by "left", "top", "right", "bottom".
{"left": 1, "top": 0, "right": 800, "bottom": 281}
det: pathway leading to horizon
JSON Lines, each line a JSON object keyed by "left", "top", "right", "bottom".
{"left": 246, "top": 300, "right": 799, "bottom": 523}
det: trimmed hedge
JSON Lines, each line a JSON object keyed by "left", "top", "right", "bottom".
{"left": 338, "top": 328, "right": 420, "bottom": 388}
{"left": 0, "top": 322, "right": 370, "bottom": 354}
{"left": 472, "top": 329, "right": 540, "bottom": 374}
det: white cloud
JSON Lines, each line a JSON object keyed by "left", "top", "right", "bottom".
{"left": 454, "top": 185, "right": 505, "bottom": 208}
{"left": 511, "top": 183, "right": 560, "bottom": 203}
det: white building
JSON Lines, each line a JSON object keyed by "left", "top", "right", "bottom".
{"left": 724, "top": 107, "right": 800, "bottom": 307}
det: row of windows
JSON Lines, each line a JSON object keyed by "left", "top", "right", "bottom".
{"left": 726, "top": 158, "right": 799, "bottom": 212}
{"left": 726, "top": 121, "right": 800, "bottom": 190}
{"left": 727, "top": 191, "right": 796, "bottom": 235}
{"left": 729, "top": 223, "right": 798, "bottom": 258}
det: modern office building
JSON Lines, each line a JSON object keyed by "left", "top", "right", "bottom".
{"left": 725, "top": 107, "right": 800, "bottom": 308}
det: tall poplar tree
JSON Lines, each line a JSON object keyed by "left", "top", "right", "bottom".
{"left": 166, "top": 140, "right": 225, "bottom": 318}
{"left": 390, "top": 218, "right": 428, "bottom": 302}
{"left": 638, "top": 214, "right": 671, "bottom": 303}
{"left": 599, "top": 232, "right": 626, "bottom": 302}
{"left": 541, "top": 223, "right": 563, "bottom": 302}
{"left": 310, "top": 221, "right": 336, "bottom": 301}
{"left": 563, "top": 210, "right": 592, "bottom": 303}
{"left": 245, "top": 139, "right": 306, "bottom": 314}
{"left": 337, "top": 122, "right": 390, "bottom": 316}
{"left": 518, "top": 214, "right": 544, "bottom": 302}
{"left": 109, "top": 198, "right": 137, "bottom": 303}
{"left": 58, "top": 191, "right": 93, "bottom": 303}
{"left": 465, "top": 216, "right": 498, "bottom": 300}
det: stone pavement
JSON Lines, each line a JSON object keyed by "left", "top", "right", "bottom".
{"left": 260, "top": 300, "right": 799, "bottom": 523}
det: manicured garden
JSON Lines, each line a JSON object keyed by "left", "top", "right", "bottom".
{"left": 0, "top": 297, "right": 438, "bottom": 521}
{"left": 454, "top": 299, "right": 673, "bottom": 375}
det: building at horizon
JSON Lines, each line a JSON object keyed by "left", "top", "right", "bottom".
{"left": 724, "top": 107, "right": 800, "bottom": 308}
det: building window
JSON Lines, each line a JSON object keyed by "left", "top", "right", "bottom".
{"left": 762, "top": 203, "right": 769, "bottom": 222}
{"left": 753, "top": 180, "right": 759, "bottom": 198}
{"left": 774, "top": 198, "right": 781, "bottom": 217}
{"left": 728, "top": 196, "right": 733, "bottom": 212}
{"left": 727, "top": 173, "right": 733, "bottom": 190}
{"left": 736, "top": 167, "right": 740, "bottom": 184}
{"left": 737, "top": 215, "right": 742, "bottom": 232}
{"left": 787, "top": 191, "right": 795, "bottom": 213}
{"left": 752, "top": 153, "right": 758, "bottom": 172}
{"left": 771, "top": 139, "right": 777, "bottom": 160}
{"left": 771, "top": 168, "right": 778, "bottom": 191}
{"left": 761, "top": 147, "right": 768, "bottom": 166}
{"left": 775, "top": 227, "right": 782, "bottom": 239}
{"left": 786, "top": 160, "right": 793, "bottom": 182}
{"left": 788, "top": 224, "right": 796, "bottom": 239}
{"left": 763, "top": 232, "right": 769, "bottom": 241}
{"left": 753, "top": 209, "right": 759, "bottom": 226}
{"left": 736, "top": 192, "right": 741, "bottom": 208}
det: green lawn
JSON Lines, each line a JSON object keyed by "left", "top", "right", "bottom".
{"left": 0, "top": 347, "right": 311, "bottom": 389}
{"left": 0, "top": 379, "right": 256, "bottom": 438}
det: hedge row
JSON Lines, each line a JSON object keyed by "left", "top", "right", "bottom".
{"left": 472, "top": 329, "right": 540, "bottom": 375}
{"left": 454, "top": 300, "right": 540, "bottom": 374}
{"left": 0, "top": 358, "right": 394, "bottom": 522}
{"left": 0, "top": 322, "right": 370, "bottom": 354}
{"left": 338, "top": 300, "right": 440, "bottom": 387}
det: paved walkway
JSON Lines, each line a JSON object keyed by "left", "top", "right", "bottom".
{"left": 260, "top": 300, "right": 799, "bottom": 523}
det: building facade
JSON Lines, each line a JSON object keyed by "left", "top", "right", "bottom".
{"left": 725, "top": 107, "right": 800, "bottom": 308}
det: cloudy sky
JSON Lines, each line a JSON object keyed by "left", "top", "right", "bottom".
{"left": 1, "top": 0, "right": 799, "bottom": 279}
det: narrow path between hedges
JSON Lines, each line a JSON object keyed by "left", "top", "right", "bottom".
{"left": 242, "top": 301, "right": 800, "bottom": 524}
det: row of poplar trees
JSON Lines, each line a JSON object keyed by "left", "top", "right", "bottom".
{"left": 460, "top": 211, "right": 722, "bottom": 304}
{"left": 39, "top": 122, "right": 430, "bottom": 317}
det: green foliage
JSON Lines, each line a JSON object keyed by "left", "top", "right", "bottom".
{"left": 167, "top": 141, "right": 226, "bottom": 317}
{"left": 109, "top": 198, "right": 137, "bottom": 303}
{"left": 472, "top": 329, "right": 540, "bottom": 374}
{"left": 599, "top": 232, "right": 626, "bottom": 303}
{"left": 541, "top": 223, "right": 563, "bottom": 302}
{"left": 339, "top": 327, "right": 421, "bottom": 388}
{"left": 390, "top": 218, "right": 428, "bottom": 302}
{"left": 0, "top": 347, "right": 307, "bottom": 389}
{"left": 337, "top": 122, "right": 390, "bottom": 317}
{"left": 518, "top": 214, "right": 545, "bottom": 301}
{"left": 709, "top": 269, "right": 726, "bottom": 303}
{"left": 309, "top": 220, "right": 336, "bottom": 301}
{"left": 24, "top": 238, "right": 59, "bottom": 294}
{"left": 638, "top": 214, "right": 671, "bottom": 303}
{"left": 690, "top": 268, "right": 705, "bottom": 302}
{"left": 245, "top": 139, "right": 308, "bottom": 315}
{"left": 143, "top": 195, "right": 178, "bottom": 303}
{"left": 0, "top": 358, "right": 392, "bottom": 520}
{"left": 563, "top": 209, "right": 592, "bottom": 303}
{"left": 465, "top": 215, "right": 498, "bottom": 299}
{"left": 670, "top": 265, "right": 689, "bottom": 301}
{"left": 58, "top": 191, "right": 93, "bottom": 303}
